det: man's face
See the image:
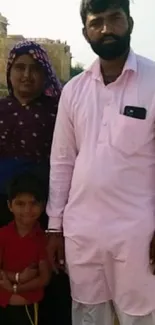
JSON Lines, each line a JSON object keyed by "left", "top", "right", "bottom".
{"left": 83, "top": 7, "right": 133, "bottom": 60}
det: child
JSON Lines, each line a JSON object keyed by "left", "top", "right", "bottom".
{"left": 0, "top": 172, "right": 50, "bottom": 325}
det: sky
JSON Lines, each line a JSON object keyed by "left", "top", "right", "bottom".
{"left": 1, "top": 0, "right": 155, "bottom": 67}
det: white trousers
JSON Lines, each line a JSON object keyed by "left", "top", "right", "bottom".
{"left": 72, "top": 301, "right": 155, "bottom": 325}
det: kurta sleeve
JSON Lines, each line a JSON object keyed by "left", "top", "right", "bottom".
{"left": 46, "top": 86, "right": 77, "bottom": 230}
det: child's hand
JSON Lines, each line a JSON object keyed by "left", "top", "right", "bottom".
{"left": 0, "top": 271, "right": 12, "bottom": 292}
{"left": 20, "top": 266, "right": 38, "bottom": 283}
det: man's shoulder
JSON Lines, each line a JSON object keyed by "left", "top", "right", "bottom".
{"left": 135, "top": 54, "right": 155, "bottom": 110}
{"left": 64, "top": 70, "right": 88, "bottom": 90}
{"left": 62, "top": 64, "right": 95, "bottom": 104}
{"left": 136, "top": 53, "right": 155, "bottom": 66}
{"left": 63, "top": 59, "right": 98, "bottom": 92}
{"left": 136, "top": 54, "right": 155, "bottom": 75}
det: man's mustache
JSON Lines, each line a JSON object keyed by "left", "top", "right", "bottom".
{"left": 100, "top": 34, "right": 121, "bottom": 42}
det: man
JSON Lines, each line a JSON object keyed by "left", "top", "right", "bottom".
{"left": 46, "top": 0, "right": 155, "bottom": 324}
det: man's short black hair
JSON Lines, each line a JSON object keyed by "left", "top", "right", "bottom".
{"left": 80, "top": 0, "right": 130, "bottom": 25}
{"left": 7, "top": 172, "right": 47, "bottom": 203}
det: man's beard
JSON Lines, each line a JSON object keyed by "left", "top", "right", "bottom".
{"left": 88, "top": 29, "right": 131, "bottom": 60}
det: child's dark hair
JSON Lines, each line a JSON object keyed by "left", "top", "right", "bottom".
{"left": 80, "top": 0, "right": 130, "bottom": 25}
{"left": 7, "top": 172, "right": 47, "bottom": 203}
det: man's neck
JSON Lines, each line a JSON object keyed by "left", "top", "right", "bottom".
{"left": 100, "top": 50, "right": 129, "bottom": 84}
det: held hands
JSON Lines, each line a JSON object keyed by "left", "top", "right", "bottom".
{"left": 0, "top": 265, "right": 38, "bottom": 293}
{"left": 19, "top": 264, "right": 38, "bottom": 283}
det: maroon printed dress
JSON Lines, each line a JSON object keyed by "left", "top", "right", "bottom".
{"left": 0, "top": 95, "right": 58, "bottom": 227}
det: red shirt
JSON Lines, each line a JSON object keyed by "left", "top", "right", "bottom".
{"left": 0, "top": 221, "right": 47, "bottom": 307}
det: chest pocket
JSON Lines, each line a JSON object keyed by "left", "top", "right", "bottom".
{"left": 109, "top": 114, "right": 154, "bottom": 155}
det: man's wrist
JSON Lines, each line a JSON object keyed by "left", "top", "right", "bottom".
{"left": 48, "top": 216, "right": 62, "bottom": 231}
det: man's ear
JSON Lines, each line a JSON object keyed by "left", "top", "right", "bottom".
{"left": 129, "top": 16, "right": 134, "bottom": 33}
{"left": 82, "top": 27, "right": 89, "bottom": 42}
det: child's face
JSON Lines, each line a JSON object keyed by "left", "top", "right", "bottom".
{"left": 8, "top": 193, "right": 44, "bottom": 227}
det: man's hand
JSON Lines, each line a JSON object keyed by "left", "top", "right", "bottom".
{"left": 19, "top": 265, "right": 38, "bottom": 284}
{"left": 0, "top": 271, "right": 12, "bottom": 292}
{"left": 150, "top": 231, "right": 155, "bottom": 274}
{"left": 47, "top": 232, "right": 65, "bottom": 273}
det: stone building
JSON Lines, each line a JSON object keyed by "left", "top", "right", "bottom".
{"left": 0, "top": 13, "right": 71, "bottom": 86}
{"left": 0, "top": 13, "right": 8, "bottom": 36}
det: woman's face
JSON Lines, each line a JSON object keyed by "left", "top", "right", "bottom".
{"left": 10, "top": 54, "right": 45, "bottom": 99}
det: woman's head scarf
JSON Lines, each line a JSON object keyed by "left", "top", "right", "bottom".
{"left": 7, "top": 40, "right": 62, "bottom": 98}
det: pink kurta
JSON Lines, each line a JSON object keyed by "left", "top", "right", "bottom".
{"left": 47, "top": 50, "right": 155, "bottom": 316}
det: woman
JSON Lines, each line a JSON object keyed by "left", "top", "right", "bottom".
{"left": 0, "top": 40, "right": 61, "bottom": 226}
{"left": 0, "top": 40, "right": 71, "bottom": 325}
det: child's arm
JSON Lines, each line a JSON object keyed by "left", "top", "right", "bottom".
{"left": 16, "top": 260, "right": 51, "bottom": 293}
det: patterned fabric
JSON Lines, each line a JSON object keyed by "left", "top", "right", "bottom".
{"left": 0, "top": 96, "right": 57, "bottom": 161}
{"left": 7, "top": 40, "right": 62, "bottom": 98}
